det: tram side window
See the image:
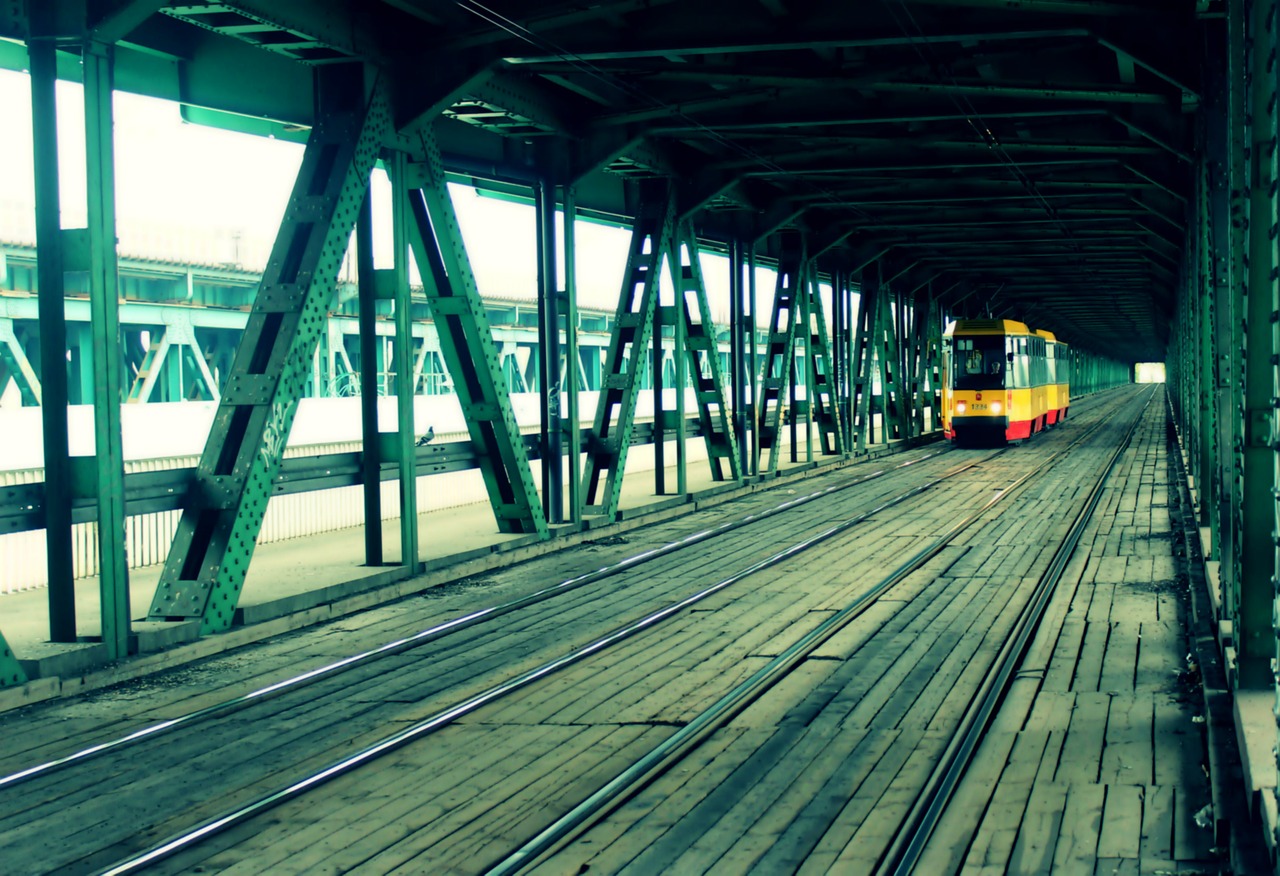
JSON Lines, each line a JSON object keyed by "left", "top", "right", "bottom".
{"left": 1008, "top": 337, "right": 1031, "bottom": 388}
{"left": 953, "top": 336, "right": 1006, "bottom": 390}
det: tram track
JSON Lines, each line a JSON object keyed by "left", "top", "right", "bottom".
{"left": 75, "top": 391, "right": 1140, "bottom": 875}
{"left": 0, "top": 444, "right": 960, "bottom": 793}
{"left": 496, "top": 388, "right": 1156, "bottom": 875}
{"left": 0, "top": 390, "right": 1133, "bottom": 875}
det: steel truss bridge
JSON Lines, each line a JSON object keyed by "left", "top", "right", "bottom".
{"left": 0, "top": 0, "right": 1272, "bottom": 859}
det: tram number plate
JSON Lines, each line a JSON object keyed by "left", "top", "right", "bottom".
{"left": 971, "top": 403, "right": 988, "bottom": 410}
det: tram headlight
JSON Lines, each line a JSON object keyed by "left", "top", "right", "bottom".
{"left": 991, "top": 402, "right": 1002, "bottom": 414}
{"left": 956, "top": 401, "right": 967, "bottom": 413}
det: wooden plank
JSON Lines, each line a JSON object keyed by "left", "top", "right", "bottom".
{"left": 1050, "top": 782, "right": 1106, "bottom": 871}
{"left": 1099, "top": 623, "right": 1138, "bottom": 693}
{"left": 1138, "top": 784, "right": 1174, "bottom": 873}
{"left": 1056, "top": 692, "right": 1110, "bottom": 784}
{"left": 1072, "top": 622, "right": 1110, "bottom": 693}
{"left": 539, "top": 726, "right": 760, "bottom": 874}
{"left": 1101, "top": 693, "right": 1154, "bottom": 786}
{"left": 1006, "top": 781, "right": 1070, "bottom": 873}
{"left": 1096, "top": 784, "right": 1144, "bottom": 859}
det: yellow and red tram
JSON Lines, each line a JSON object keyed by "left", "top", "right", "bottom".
{"left": 942, "top": 319, "right": 1071, "bottom": 445}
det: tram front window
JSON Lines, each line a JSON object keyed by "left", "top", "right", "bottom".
{"left": 953, "top": 336, "right": 1006, "bottom": 391}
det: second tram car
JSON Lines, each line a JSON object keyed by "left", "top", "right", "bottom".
{"left": 942, "top": 319, "right": 1071, "bottom": 445}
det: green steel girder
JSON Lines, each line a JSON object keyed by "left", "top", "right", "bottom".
{"left": 400, "top": 129, "right": 547, "bottom": 537}
{"left": 673, "top": 219, "right": 741, "bottom": 481}
{"left": 755, "top": 235, "right": 806, "bottom": 474}
{"left": 83, "top": 40, "right": 130, "bottom": 658}
{"left": 147, "top": 71, "right": 390, "bottom": 632}
{"left": 849, "top": 263, "right": 882, "bottom": 453}
{"left": 502, "top": 25, "right": 1095, "bottom": 64}
{"left": 583, "top": 182, "right": 676, "bottom": 517}
{"left": 0, "top": 630, "right": 26, "bottom": 688}
{"left": 0, "top": 318, "right": 41, "bottom": 405}
{"left": 1240, "top": 0, "right": 1276, "bottom": 689}
{"left": 799, "top": 264, "right": 845, "bottom": 456}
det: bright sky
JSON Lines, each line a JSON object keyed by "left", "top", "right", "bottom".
{"left": 0, "top": 66, "right": 778, "bottom": 321}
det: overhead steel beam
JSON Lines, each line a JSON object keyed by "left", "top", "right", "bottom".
{"left": 863, "top": 79, "right": 1174, "bottom": 104}
{"left": 652, "top": 108, "right": 1109, "bottom": 134}
{"left": 503, "top": 28, "right": 1091, "bottom": 63}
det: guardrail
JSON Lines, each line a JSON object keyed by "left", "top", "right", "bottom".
{"left": 0, "top": 420, "right": 715, "bottom": 593}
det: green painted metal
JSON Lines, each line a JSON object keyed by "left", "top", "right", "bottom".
{"left": 147, "top": 72, "right": 390, "bottom": 632}
{"left": 849, "top": 263, "right": 882, "bottom": 452}
{"left": 674, "top": 219, "right": 741, "bottom": 481}
{"left": 1221, "top": 0, "right": 1248, "bottom": 659}
{"left": 0, "top": 318, "right": 41, "bottom": 405}
{"left": 29, "top": 33, "right": 76, "bottom": 642}
{"left": 755, "top": 235, "right": 806, "bottom": 473}
{"left": 562, "top": 187, "right": 582, "bottom": 523}
{"left": 388, "top": 151, "right": 421, "bottom": 569}
{"left": 0, "top": 629, "right": 27, "bottom": 689}
{"left": 798, "top": 263, "right": 844, "bottom": 456}
{"left": 83, "top": 41, "right": 130, "bottom": 659}
{"left": 401, "top": 129, "right": 547, "bottom": 537}
{"left": 535, "top": 179, "right": 564, "bottom": 521}
{"left": 1240, "top": 0, "right": 1276, "bottom": 688}
{"left": 356, "top": 191, "right": 382, "bottom": 566}
{"left": 881, "top": 286, "right": 908, "bottom": 441}
{"left": 583, "top": 182, "right": 676, "bottom": 517}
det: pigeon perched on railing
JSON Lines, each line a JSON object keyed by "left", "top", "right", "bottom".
{"left": 416, "top": 426, "right": 435, "bottom": 446}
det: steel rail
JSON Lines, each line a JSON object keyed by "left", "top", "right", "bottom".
{"left": 487, "top": 391, "right": 1136, "bottom": 875}
{"left": 96, "top": 447, "right": 993, "bottom": 876}
{"left": 877, "top": 385, "right": 1156, "bottom": 875}
{"left": 0, "top": 445, "right": 956, "bottom": 792}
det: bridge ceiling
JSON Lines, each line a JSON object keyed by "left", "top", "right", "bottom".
{"left": 5, "top": 0, "right": 1200, "bottom": 361}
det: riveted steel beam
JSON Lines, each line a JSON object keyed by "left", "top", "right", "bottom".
{"left": 1241, "top": 0, "right": 1276, "bottom": 688}
{"left": 583, "top": 182, "right": 676, "bottom": 517}
{"left": 504, "top": 27, "right": 1092, "bottom": 63}
{"left": 756, "top": 234, "right": 806, "bottom": 473}
{"left": 147, "top": 70, "right": 390, "bottom": 632}
{"left": 673, "top": 219, "right": 742, "bottom": 481}
{"left": 0, "top": 629, "right": 25, "bottom": 689}
{"left": 402, "top": 128, "right": 547, "bottom": 537}
{"left": 29, "top": 27, "right": 76, "bottom": 643}
{"left": 82, "top": 40, "right": 130, "bottom": 658}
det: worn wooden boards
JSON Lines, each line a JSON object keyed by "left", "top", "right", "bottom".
{"left": 0, "top": 388, "right": 1207, "bottom": 876}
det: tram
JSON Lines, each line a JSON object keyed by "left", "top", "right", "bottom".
{"left": 942, "top": 319, "right": 1071, "bottom": 445}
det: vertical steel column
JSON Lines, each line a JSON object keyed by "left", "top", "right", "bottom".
{"left": 356, "top": 191, "right": 382, "bottom": 566}
{"left": 1221, "top": 0, "right": 1249, "bottom": 647}
{"left": 562, "top": 186, "right": 581, "bottom": 524}
{"left": 673, "top": 228, "right": 688, "bottom": 496}
{"left": 535, "top": 180, "right": 563, "bottom": 522}
{"left": 1198, "top": 158, "right": 1217, "bottom": 527}
{"left": 849, "top": 276, "right": 860, "bottom": 445}
{"left": 830, "top": 270, "right": 845, "bottom": 449}
{"left": 1242, "top": 0, "right": 1278, "bottom": 687}
{"left": 29, "top": 34, "right": 75, "bottom": 642}
{"left": 729, "top": 238, "right": 747, "bottom": 474}
{"left": 747, "top": 244, "right": 760, "bottom": 474}
{"left": 652, "top": 236, "right": 669, "bottom": 495}
{"left": 388, "top": 152, "right": 420, "bottom": 570}
{"left": 82, "top": 42, "right": 130, "bottom": 658}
